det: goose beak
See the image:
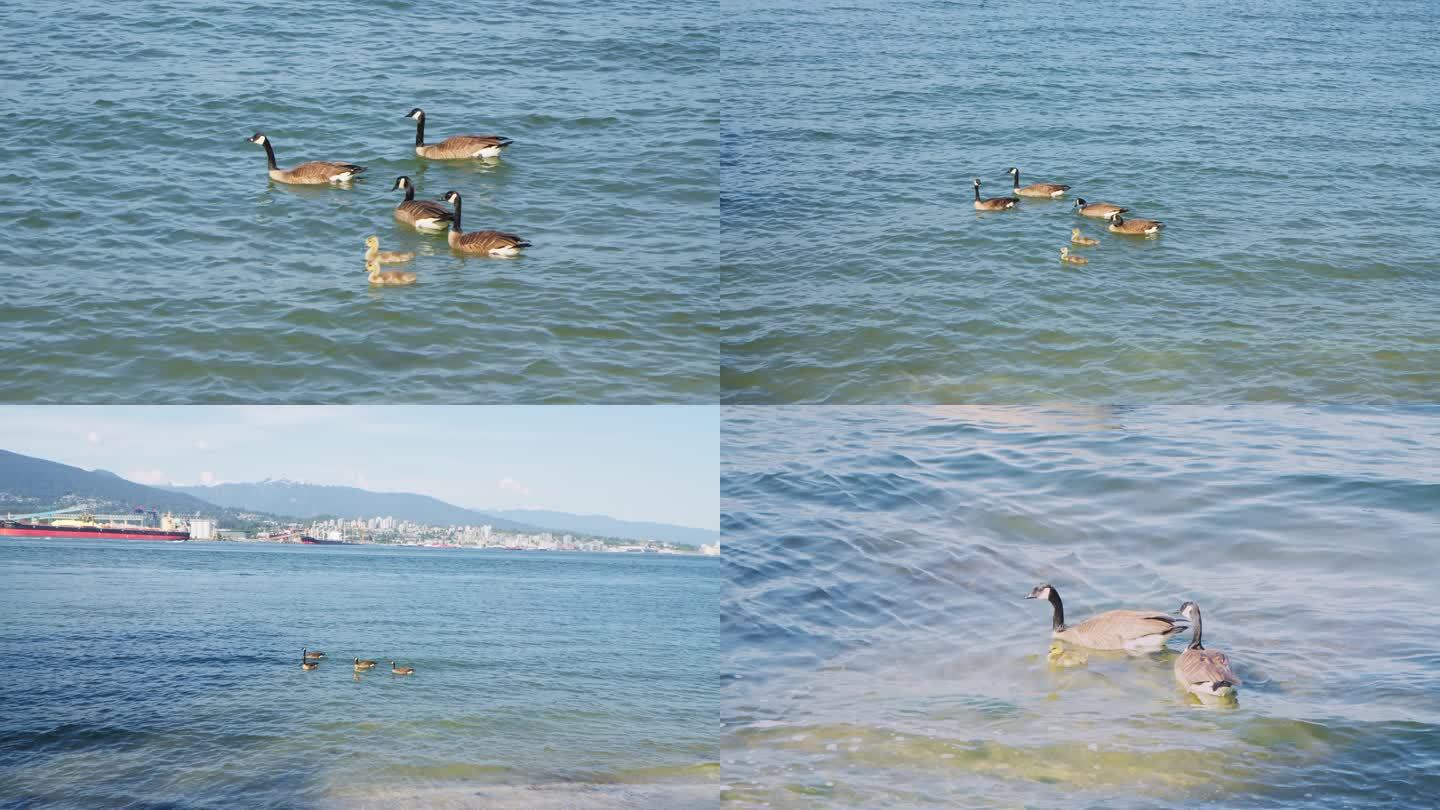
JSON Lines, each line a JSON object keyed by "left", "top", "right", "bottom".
{"left": 1023, "top": 592, "right": 1037, "bottom": 599}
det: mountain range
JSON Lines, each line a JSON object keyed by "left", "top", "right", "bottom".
{"left": 166, "top": 480, "right": 717, "bottom": 545}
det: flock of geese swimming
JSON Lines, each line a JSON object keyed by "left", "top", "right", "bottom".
{"left": 1025, "top": 584, "right": 1242, "bottom": 701}
{"left": 973, "top": 167, "right": 1165, "bottom": 266}
{"left": 248, "top": 107, "right": 531, "bottom": 287}
{"left": 300, "top": 648, "right": 415, "bottom": 676}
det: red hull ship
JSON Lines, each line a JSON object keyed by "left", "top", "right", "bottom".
{"left": 0, "top": 520, "right": 189, "bottom": 542}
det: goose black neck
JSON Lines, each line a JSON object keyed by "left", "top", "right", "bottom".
{"left": 402, "top": 184, "right": 415, "bottom": 201}
{"left": 1049, "top": 589, "right": 1065, "bottom": 630}
{"left": 262, "top": 140, "right": 277, "bottom": 170}
{"left": 973, "top": 184, "right": 981, "bottom": 201}
{"left": 414, "top": 116, "right": 425, "bottom": 147}
{"left": 1188, "top": 608, "right": 1204, "bottom": 649}
{"left": 1011, "top": 171, "right": 1020, "bottom": 189}
{"left": 450, "top": 196, "right": 462, "bottom": 232}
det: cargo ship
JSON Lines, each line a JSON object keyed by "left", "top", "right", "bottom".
{"left": 0, "top": 514, "right": 189, "bottom": 542}
{"left": 298, "top": 535, "right": 358, "bottom": 546}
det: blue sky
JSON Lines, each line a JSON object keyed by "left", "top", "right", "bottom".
{"left": 0, "top": 407, "right": 718, "bottom": 530}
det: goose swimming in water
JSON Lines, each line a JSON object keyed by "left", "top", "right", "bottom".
{"left": 1173, "top": 601, "right": 1242, "bottom": 699}
{"left": 1106, "top": 212, "right": 1164, "bottom": 236}
{"left": 1070, "top": 228, "right": 1099, "bottom": 246}
{"left": 406, "top": 108, "right": 512, "bottom": 159}
{"left": 391, "top": 176, "right": 454, "bottom": 232}
{"left": 1073, "top": 198, "right": 1129, "bottom": 219}
{"left": 1006, "top": 167, "right": 1070, "bottom": 198}
{"left": 438, "top": 191, "right": 531, "bottom": 256}
{"left": 247, "top": 134, "right": 365, "bottom": 185}
{"left": 390, "top": 661, "right": 415, "bottom": 676}
{"left": 1059, "top": 246, "right": 1088, "bottom": 265}
{"left": 972, "top": 178, "right": 1018, "bottom": 211}
{"left": 1026, "top": 583, "right": 1187, "bottom": 651}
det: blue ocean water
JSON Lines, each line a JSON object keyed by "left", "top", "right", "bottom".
{"left": 721, "top": 0, "right": 1440, "bottom": 403}
{"left": 0, "top": 0, "right": 717, "bottom": 403}
{"left": 0, "top": 541, "right": 718, "bottom": 806}
{"left": 722, "top": 405, "right": 1440, "bottom": 807}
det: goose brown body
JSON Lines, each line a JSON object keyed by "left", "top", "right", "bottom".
{"left": 407, "top": 108, "right": 512, "bottom": 159}
{"left": 1026, "top": 584, "right": 1186, "bottom": 650}
{"left": 1007, "top": 167, "right": 1071, "bottom": 198}
{"left": 391, "top": 176, "right": 454, "bottom": 232}
{"left": 1074, "top": 198, "right": 1129, "bottom": 218}
{"left": 1107, "top": 213, "right": 1164, "bottom": 235}
{"left": 973, "top": 178, "right": 1018, "bottom": 211}
{"left": 1174, "top": 601, "right": 1242, "bottom": 698}
{"left": 439, "top": 191, "right": 531, "bottom": 256}
{"left": 248, "top": 134, "right": 365, "bottom": 185}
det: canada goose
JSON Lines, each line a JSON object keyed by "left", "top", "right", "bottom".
{"left": 353, "top": 657, "right": 378, "bottom": 671}
{"left": 303, "top": 648, "right": 325, "bottom": 660}
{"left": 1006, "top": 167, "right": 1070, "bottom": 198}
{"left": 1073, "top": 198, "right": 1129, "bottom": 219}
{"left": 390, "top": 661, "right": 415, "bottom": 676}
{"left": 390, "top": 176, "right": 454, "bottom": 232}
{"left": 301, "top": 658, "right": 319, "bottom": 671}
{"left": 1070, "top": 228, "right": 1099, "bottom": 246}
{"left": 1174, "top": 601, "right": 1242, "bottom": 698}
{"left": 1025, "top": 583, "right": 1187, "bottom": 650}
{"left": 301, "top": 649, "right": 320, "bottom": 670}
{"left": 1106, "top": 213, "right": 1164, "bottom": 236}
{"left": 366, "top": 259, "right": 418, "bottom": 286}
{"left": 406, "top": 108, "right": 512, "bottom": 159}
{"left": 438, "top": 191, "right": 531, "bottom": 256}
{"left": 1047, "top": 641, "right": 1088, "bottom": 668}
{"left": 973, "top": 178, "right": 1018, "bottom": 211}
{"left": 364, "top": 235, "right": 415, "bottom": 264}
{"left": 247, "top": 134, "right": 365, "bottom": 185}
{"left": 1059, "top": 247, "right": 1088, "bottom": 265}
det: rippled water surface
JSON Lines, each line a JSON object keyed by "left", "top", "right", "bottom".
{"left": 0, "top": 542, "right": 718, "bottom": 806}
{"left": 722, "top": 406, "right": 1440, "bottom": 807}
{"left": 721, "top": 0, "right": 1440, "bottom": 402}
{"left": 1, "top": 0, "right": 716, "bottom": 403}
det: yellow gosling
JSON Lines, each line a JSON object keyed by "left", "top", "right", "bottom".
{"left": 364, "top": 235, "right": 415, "bottom": 264}
{"left": 1070, "top": 228, "right": 1099, "bottom": 246}
{"left": 1059, "top": 247, "right": 1088, "bottom": 265}
{"left": 366, "top": 260, "right": 418, "bottom": 286}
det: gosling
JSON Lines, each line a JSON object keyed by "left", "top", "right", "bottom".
{"left": 1070, "top": 228, "right": 1099, "bottom": 247}
{"left": 366, "top": 260, "right": 418, "bottom": 286}
{"left": 364, "top": 235, "right": 415, "bottom": 264}
{"left": 1059, "top": 247, "right": 1088, "bottom": 265}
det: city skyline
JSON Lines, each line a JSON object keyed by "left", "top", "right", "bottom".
{"left": 0, "top": 407, "right": 719, "bottom": 530}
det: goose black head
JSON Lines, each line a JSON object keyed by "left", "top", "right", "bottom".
{"left": 247, "top": 133, "right": 267, "bottom": 145}
{"left": 1177, "top": 601, "right": 1200, "bottom": 620}
{"left": 392, "top": 176, "right": 410, "bottom": 191}
{"left": 1025, "top": 583, "right": 1054, "bottom": 600}
{"left": 440, "top": 190, "right": 460, "bottom": 203}
{"left": 406, "top": 108, "right": 424, "bottom": 119}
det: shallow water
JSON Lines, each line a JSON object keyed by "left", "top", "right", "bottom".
{"left": 721, "top": 406, "right": 1440, "bottom": 807}
{"left": 0, "top": 541, "right": 718, "bottom": 806}
{"left": 720, "top": 0, "right": 1440, "bottom": 403}
{"left": 0, "top": 0, "right": 717, "bottom": 403}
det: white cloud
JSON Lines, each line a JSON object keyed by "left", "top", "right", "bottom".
{"left": 125, "top": 468, "right": 166, "bottom": 485}
{"left": 87, "top": 431, "right": 101, "bottom": 444}
{"left": 499, "top": 477, "right": 532, "bottom": 496}
{"left": 200, "top": 471, "right": 215, "bottom": 485}
{"left": 194, "top": 440, "right": 210, "bottom": 450}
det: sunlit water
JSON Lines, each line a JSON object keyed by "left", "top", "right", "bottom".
{"left": 720, "top": 0, "right": 1440, "bottom": 402}
{"left": 0, "top": 0, "right": 717, "bottom": 403}
{"left": 722, "top": 406, "right": 1440, "bottom": 807}
{"left": 0, "top": 541, "right": 718, "bottom": 806}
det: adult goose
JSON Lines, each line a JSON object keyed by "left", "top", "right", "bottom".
{"left": 353, "top": 657, "right": 378, "bottom": 671}
{"left": 1006, "top": 167, "right": 1070, "bottom": 198}
{"left": 303, "top": 648, "right": 325, "bottom": 660}
{"left": 1106, "top": 213, "right": 1164, "bottom": 236}
{"left": 390, "top": 176, "right": 454, "bottom": 232}
{"left": 1025, "top": 583, "right": 1187, "bottom": 651}
{"left": 439, "top": 191, "right": 531, "bottom": 256}
{"left": 301, "top": 650, "right": 319, "bottom": 671}
{"left": 973, "top": 178, "right": 1017, "bottom": 211}
{"left": 406, "top": 108, "right": 512, "bottom": 159}
{"left": 390, "top": 661, "right": 415, "bottom": 676}
{"left": 1073, "top": 198, "right": 1129, "bottom": 219}
{"left": 247, "top": 134, "right": 365, "bottom": 185}
{"left": 1174, "top": 601, "right": 1242, "bottom": 699}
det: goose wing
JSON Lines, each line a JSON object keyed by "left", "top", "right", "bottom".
{"left": 1024, "top": 183, "right": 1071, "bottom": 194}
{"left": 287, "top": 161, "right": 365, "bottom": 182}
{"left": 1066, "top": 610, "right": 1184, "bottom": 647}
{"left": 398, "top": 199, "right": 454, "bottom": 221}
{"left": 459, "top": 230, "right": 531, "bottom": 250}
{"left": 1175, "top": 648, "right": 1241, "bottom": 687}
{"left": 427, "top": 134, "right": 513, "bottom": 157}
